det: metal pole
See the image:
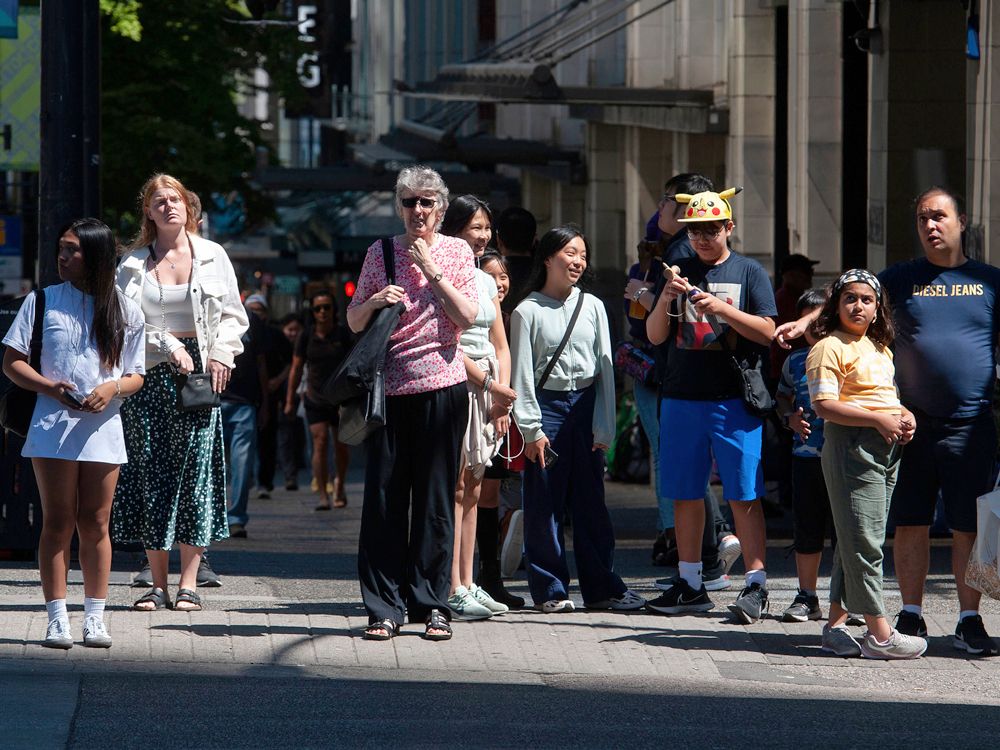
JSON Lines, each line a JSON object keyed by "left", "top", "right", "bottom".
{"left": 38, "top": 0, "right": 101, "bottom": 286}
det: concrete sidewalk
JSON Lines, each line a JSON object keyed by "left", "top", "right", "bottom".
{"left": 2, "top": 470, "right": 1000, "bottom": 747}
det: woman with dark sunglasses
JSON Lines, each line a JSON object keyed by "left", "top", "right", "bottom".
{"left": 348, "top": 165, "right": 479, "bottom": 642}
{"left": 285, "top": 289, "right": 353, "bottom": 510}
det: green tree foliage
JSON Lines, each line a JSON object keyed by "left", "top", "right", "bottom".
{"left": 100, "top": 1, "right": 303, "bottom": 240}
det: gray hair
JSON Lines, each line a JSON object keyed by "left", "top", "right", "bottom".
{"left": 394, "top": 165, "right": 449, "bottom": 217}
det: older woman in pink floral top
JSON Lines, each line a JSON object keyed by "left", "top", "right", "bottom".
{"left": 348, "top": 165, "right": 478, "bottom": 642}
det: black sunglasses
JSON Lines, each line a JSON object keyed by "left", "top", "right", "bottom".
{"left": 312, "top": 304, "right": 333, "bottom": 312}
{"left": 401, "top": 196, "right": 436, "bottom": 209}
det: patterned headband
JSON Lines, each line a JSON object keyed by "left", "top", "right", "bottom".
{"left": 832, "top": 268, "right": 882, "bottom": 299}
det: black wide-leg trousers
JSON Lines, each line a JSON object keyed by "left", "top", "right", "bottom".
{"left": 358, "top": 382, "right": 468, "bottom": 624}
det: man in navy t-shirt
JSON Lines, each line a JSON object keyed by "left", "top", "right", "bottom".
{"left": 645, "top": 188, "right": 777, "bottom": 625}
{"left": 879, "top": 187, "right": 1000, "bottom": 656}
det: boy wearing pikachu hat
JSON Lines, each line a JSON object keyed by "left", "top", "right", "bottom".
{"left": 645, "top": 188, "right": 778, "bottom": 624}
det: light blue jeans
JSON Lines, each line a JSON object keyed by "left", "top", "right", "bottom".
{"left": 633, "top": 379, "right": 674, "bottom": 530}
{"left": 222, "top": 401, "right": 257, "bottom": 527}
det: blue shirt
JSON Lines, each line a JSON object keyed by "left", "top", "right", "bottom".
{"left": 777, "top": 347, "right": 824, "bottom": 457}
{"left": 879, "top": 257, "right": 1000, "bottom": 418}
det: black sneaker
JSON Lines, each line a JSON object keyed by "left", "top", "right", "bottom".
{"left": 646, "top": 578, "right": 714, "bottom": 615}
{"left": 728, "top": 582, "right": 769, "bottom": 624}
{"left": 895, "top": 610, "right": 928, "bottom": 638}
{"left": 781, "top": 590, "right": 822, "bottom": 623}
{"left": 196, "top": 554, "right": 222, "bottom": 587}
{"left": 651, "top": 531, "right": 678, "bottom": 567}
{"left": 954, "top": 614, "right": 1000, "bottom": 656}
{"left": 131, "top": 556, "right": 152, "bottom": 588}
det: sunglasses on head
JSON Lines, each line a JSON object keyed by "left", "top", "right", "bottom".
{"left": 313, "top": 304, "right": 333, "bottom": 312}
{"left": 401, "top": 196, "right": 436, "bottom": 209}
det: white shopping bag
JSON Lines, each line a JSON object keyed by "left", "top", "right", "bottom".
{"left": 966, "top": 480, "right": 1000, "bottom": 601}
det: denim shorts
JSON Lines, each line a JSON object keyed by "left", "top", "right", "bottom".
{"left": 659, "top": 397, "right": 764, "bottom": 501}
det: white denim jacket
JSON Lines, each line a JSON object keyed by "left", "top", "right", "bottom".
{"left": 116, "top": 233, "right": 248, "bottom": 369}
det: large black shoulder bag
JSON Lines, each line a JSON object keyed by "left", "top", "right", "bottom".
{"left": 325, "top": 238, "right": 404, "bottom": 446}
{"left": 717, "top": 328, "right": 774, "bottom": 418}
{"left": 0, "top": 289, "right": 47, "bottom": 437}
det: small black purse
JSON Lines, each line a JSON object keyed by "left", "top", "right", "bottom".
{"left": 172, "top": 368, "right": 221, "bottom": 412}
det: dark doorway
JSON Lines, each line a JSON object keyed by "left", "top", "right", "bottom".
{"left": 842, "top": 2, "right": 870, "bottom": 270}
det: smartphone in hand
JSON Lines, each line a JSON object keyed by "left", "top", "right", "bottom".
{"left": 542, "top": 444, "right": 559, "bottom": 469}
{"left": 64, "top": 390, "right": 87, "bottom": 409}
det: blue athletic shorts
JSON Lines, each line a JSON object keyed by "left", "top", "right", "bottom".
{"left": 659, "top": 397, "right": 764, "bottom": 502}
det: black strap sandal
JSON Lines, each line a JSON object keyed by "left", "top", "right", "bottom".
{"left": 173, "top": 588, "right": 203, "bottom": 612}
{"left": 363, "top": 619, "right": 400, "bottom": 641}
{"left": 423, "top": 609, "right": 452, "bottom": 641}
{"left": 133, "top": 587, "right": 170, "bottom": 611}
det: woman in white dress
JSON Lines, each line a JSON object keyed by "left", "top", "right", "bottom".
{"left": 2, "top": 218, "right": 146, "bottom": 649}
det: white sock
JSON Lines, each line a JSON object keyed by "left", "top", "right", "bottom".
{"left": 746, "top": 569, "right": 767, "bottom": 588}
{"left": 678, "top": 561, "right": 703, "bottom": 589}
{"left": 959, "top": 609, "right": 978, "bottom": 624}
{"left": 45, "top": 599, "right": 68, "bottom": 624}
{"left": 84, "top": 597, "right": 106, "bottom": 621}
{"left": 902, "top": 604, "right": 922, "bottom": 616}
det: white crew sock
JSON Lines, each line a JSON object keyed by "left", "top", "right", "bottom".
{"left": 45, "top": 598, "right": 68, "bottom": 624}
{"left": 84, "top": 597, "right": 106, "bottom": 621}
{"left": 959, "top": 609, "right": 978, "bottom": 624}
{"left": 902, "top": 604, "right": 922, "bottom": 616}
{"left": 745, "top": 569, "right": 767, "bottom": 588}
{"left": 678, "top": 561, "right": 703, "bottom": 590}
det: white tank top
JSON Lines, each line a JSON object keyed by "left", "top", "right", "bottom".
{"left": 142, "top": 272, "right": 196, "bottom": 333}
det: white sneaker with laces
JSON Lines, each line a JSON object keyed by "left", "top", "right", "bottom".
{"left": 43, "top": 618, "right": 73, "bottom": 649}
{"left": 538, "top": 599, "right": 575, "bottom": 613}
{"left": 586, "top": 589, "right": 646, "bottom": 611}
{"left": 469, "top": 584, "right": 509, "bottom": 614}
{"left": 718, "top": 534, "right": 742, "bottom": 575}
{"left": 83, "top": 616, "right": 112, "bottom": 648}
{"left": 860, "top": 629, "right": 927, "bottom": 660}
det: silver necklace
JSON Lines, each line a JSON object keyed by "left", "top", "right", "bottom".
{"left": 153, "top": 243, "right": 176, "bottom": 269}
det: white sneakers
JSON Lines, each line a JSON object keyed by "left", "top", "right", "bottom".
{"left": 469, "top": 584, "right": 509, "bottom": 614}
{"left": 448, "top": 585, "right": 494, "bottom": 620}
{"left": 537, "top": 599, "right": 576, "bottom": 613}
{"left": 43, "top": 619, "right": 73, "bottom": 649}
{"left": 43, "top": 617, "right": 113, "bottom": 649}
{"left": 83, "top": 616, "right": 113, "bottom": 648}
{"left": 585, "top": 590, "right": 646, "bottom": 611}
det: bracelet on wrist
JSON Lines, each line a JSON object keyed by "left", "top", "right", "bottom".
{"left": 114, "top": 379, "right": 122, "bottom": 398}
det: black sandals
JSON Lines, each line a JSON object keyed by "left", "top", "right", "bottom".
{"left": 133, "top": 587, "right": 171, "bottom": 611}
{"left": 363, "top": 619, "right": 400, "bottom": 641}
{"left": 173, "top": 588, "right": 203, "bottom": 612}
{"left": 423, "top": 609, "right": 452, "bottom": 641}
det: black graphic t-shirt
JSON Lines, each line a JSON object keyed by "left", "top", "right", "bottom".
{"left": 656, "top": 251, "right": 777, "bottom": 400}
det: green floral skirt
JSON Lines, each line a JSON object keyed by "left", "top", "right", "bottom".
{"left": 111, "top": 338, "right": 229, "bottom": 550}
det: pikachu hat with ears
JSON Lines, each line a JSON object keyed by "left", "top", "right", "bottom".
{"left": 675, "top": 186, "right": 743, "bottom": 222}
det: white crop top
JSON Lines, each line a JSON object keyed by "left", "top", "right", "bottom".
{"left": 142, "top": 272, "right": 196, "bottom": 337}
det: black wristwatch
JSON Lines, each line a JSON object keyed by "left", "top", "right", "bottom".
{"left": 430, "top": 271, "right": 443, "bottom": 283}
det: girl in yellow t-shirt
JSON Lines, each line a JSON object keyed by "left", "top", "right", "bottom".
{"left": 805, "top": 269, "right": 925, "bottom": 660}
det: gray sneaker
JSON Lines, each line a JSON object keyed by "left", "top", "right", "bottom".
{"left": 727, "top": 582, "right": 769, "bottom": 624}
{"left": 43, "top": 618, "right": 73, "bottom": 649}
{"left": 821, "top": 623, "right": 862, "bottom": 657}
{"left": 448, "top": 585, "right": 493, "bottom": 620}
{"left": 782, "top": 590, "right": 822, "bottom": 623}
{"left": 82, "top": 616, "right": 112, "bottom": 648}
{"left": 861, "top": 629, "right": 928, "bottom": 660}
